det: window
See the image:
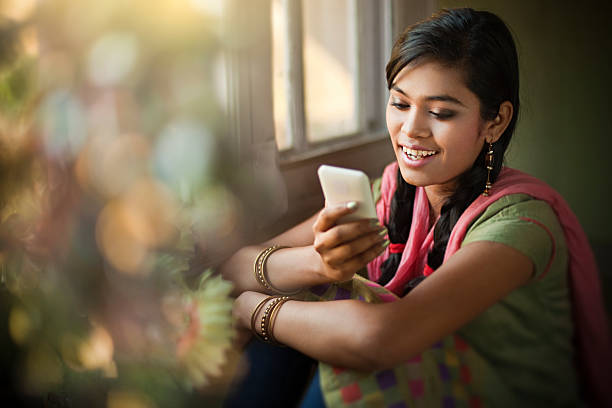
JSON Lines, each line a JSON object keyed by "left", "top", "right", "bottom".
{"left": 271, "top": 0, "right": 391, "bottom": 161}
{"left": 221, "top": 0, "right": 435, "bottom": 230}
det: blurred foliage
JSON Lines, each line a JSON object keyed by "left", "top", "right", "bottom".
{"left": 0, "top": 0, "right": 249, "bottom": 406}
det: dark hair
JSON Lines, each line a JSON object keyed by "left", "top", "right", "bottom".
{"left": 378, "top": 8, "right": 520, "bottom": 289}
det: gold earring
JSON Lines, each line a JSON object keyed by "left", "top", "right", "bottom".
{"left": 483, "top": 142, "right": 494, "bottom": 196}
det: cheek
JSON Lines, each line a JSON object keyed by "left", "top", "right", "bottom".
{"left": 386, "top": 108, "right": 402, "bottom": 136}
{"left": 457, "top": 129, "right": 485, "bottom": 163}
{"left": 462, "top": 115, "right": 485, "bottom": 142}
{"left": 436, "top": 119, "right": 484, "bottom": 163}
{"left": 439, "top": 117, "right": 483, "bottom": 146}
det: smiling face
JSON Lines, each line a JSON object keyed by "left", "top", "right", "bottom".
{"left": 386, "top": 60, "right": 489, "bottom": 201}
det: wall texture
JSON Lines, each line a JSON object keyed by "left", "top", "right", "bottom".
{"left": 434, "top": 0, "right": 612, "bottom": 311}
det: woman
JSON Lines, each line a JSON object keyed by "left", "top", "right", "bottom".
{"left": 223, "top": 8, "right": 611, "bottom": 407}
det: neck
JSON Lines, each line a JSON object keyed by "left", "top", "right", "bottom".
{"left": 424, "top": 184, "right": 455, "bottom": 222}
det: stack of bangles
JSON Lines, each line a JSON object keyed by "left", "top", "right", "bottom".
{"left": 250, "top": 295, "right": 292, "bottom": 345}
{"left": 253, "top": 244, "right": 301, "bottom": 296}
{"left": 251, "top": 244, "right": 301, "bottom": 344}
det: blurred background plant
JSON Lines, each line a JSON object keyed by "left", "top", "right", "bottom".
{"left": 0, "top": 0, "right": 249, "bottom": 406}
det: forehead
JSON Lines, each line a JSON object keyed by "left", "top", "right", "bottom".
{"left": 392, "top": 61, "right": 476, "bottom": 103}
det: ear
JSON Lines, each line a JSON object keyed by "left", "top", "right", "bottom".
{"left": 483, "top": 101, "right": 513, "bottom": 144}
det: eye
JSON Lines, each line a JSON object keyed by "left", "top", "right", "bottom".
{"left": 390, "top": 100, "right": 410, "bottom": 110}
{"left": 430, "top": 109, "right": 456, "bottom": 120}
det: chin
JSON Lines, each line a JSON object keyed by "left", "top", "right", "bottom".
{"left": 397, "top": 165, "right": 431, "bottom": 187}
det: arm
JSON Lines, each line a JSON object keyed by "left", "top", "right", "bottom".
{"left": 234, "top": 240, "right": 533, "bottom": 370}
{"left": 220, "top": 203, "right": 388, "bottom": 297}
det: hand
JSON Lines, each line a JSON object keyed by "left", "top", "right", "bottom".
{"left": 232, "top": 291, "right": 267, "bottom": 349}
{"left": 232, "top": 324, "right": 253, "bottom": 350}
{"left": 312, "top": 202, "right": 388, "bottom": 282}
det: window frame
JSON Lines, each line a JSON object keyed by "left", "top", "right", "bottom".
{"left": 275, "top": 0, "right": 392, "bottom": 165}
{"left": 220, "top": 0, "right": 437, "bottom": 232}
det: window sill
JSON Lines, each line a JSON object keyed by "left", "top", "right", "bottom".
{"left": 279, "top": 129, "right": 389, "bottom": 167}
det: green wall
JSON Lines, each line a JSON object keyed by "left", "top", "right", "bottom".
{"left": 436, "top": 0, "right": 612, "bottom": 309}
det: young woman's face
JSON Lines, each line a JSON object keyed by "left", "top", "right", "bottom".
{"left": 386, "top": 61, "right": 487, "bottom": 193}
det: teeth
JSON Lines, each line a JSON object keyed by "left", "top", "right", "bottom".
{"left": 401, "top": 146, "right": 437, "bottom": 159}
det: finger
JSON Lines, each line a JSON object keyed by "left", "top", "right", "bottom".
{"left": 356, "top": 239, "right": 390, "bottom": 265}
{"left": 322, "top": 230, "right": 388, "bottom": 266}
{"left": 340, "top": 239, "right": 390, "bottom": 272}
{"left": 313, "top": 201, "right": 362, "bottom": 232}
{"left": 315, "top": 219, "right": 385, "bottom": 252}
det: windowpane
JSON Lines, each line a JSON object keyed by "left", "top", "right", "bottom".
{"left": 302, "top": 0, "right": 359, "bottom": 143}
{"left": 271, "top": 0, "right": 291, "bottom": 150}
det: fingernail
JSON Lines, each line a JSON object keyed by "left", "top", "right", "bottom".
{"left": 378, "top": 228, "right": 388, "bottom": 236}
{"left": 369, "top": 219, "right": 382, "bottom": 227}
{"left": 382, "top": 239, "right": 390, "bottom": 248}
{"left": 346, "top": 201, "right": 358, "bottom": 210}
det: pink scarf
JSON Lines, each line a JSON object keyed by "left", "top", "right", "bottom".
{"left": 367, "top": 162, "right": 612, "bottom": 407}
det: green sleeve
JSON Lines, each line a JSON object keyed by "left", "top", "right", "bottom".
{"left": 371, "top": 176, "right": 382, "bottom": 205}
{"left": 462, "top": 194, "right": 566, "bottom": 279}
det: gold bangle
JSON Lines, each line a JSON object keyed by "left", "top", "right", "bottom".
{"left": 253, "top": 246, "right": 275, "bottom": 290}
{"left": 253, "top": 245, "right": 301, "bottom": 296}
{"left": 254, "top": 245, "right": 285, "bottom": 291}
{"left": 250, "top": 296, "right": 274, "bottom": 341}
{"left": 260, "top": 297, "right": 285, "bottom": 342}
{"left": 268, "top": 297, "right": 291, "bottom": 345}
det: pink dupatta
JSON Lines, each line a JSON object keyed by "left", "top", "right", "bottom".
{"left": 367, "top": 162, "right": 612, "bottom": 407}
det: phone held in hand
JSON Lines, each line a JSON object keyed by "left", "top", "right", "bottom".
{"left": 317, "top": 165, "right": 377, "bottom": 223}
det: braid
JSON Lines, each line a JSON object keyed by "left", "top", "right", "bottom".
{"left": 379, "top": 142, "right": 504, "bottom": 287}
{"left": 427, "top": 143, "right": 504, "bottom": 270}
{"left": 379, "top": 8, "right": 519, "bottom": 289}
{"left": 378, "top": 169, "right": 415, "bottom": 286}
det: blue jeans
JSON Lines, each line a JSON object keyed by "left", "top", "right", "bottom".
{"left": 224, "top": 340, "right": 320, "bottom": 408}
{"left": 299, "top": 369, "right": 325, "bottom": 408}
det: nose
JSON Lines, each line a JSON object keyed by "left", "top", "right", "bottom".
{"left": 400, "top": 109, "right": 430, "bottom": 139}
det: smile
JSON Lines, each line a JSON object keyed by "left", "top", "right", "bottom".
{"left": 401, "top": 146, "right": 438, "bottom": 160}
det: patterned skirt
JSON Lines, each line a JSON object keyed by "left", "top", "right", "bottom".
{"left": 300, "top": 275, "right": 485, "bottom": 408}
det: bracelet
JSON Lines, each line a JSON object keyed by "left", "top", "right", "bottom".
{"left": 267, "top": 297, "right": 291, "bottom": 345}
{"left": 260, "top": 296, "right": 288, "bottom": 342}
{"left": 253, "top": 245, "right": 301, "bottom": 296}
{"left": 250, "top": 296, "right": 274, "bottom": 342}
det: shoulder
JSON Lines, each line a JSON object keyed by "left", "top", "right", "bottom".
{"left": 463, "top": 194, "right": 567, "bottom": 279}
{"left": 469, "top": 194, "right": 560, "bottom": 227}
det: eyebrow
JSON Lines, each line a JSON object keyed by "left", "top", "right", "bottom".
{"left": 391, "top": 85, "right": 466, "bottom": 107}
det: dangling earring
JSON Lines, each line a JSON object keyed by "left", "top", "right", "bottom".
{"left": 483, "top": 142, "right": 494, "bottom": 196}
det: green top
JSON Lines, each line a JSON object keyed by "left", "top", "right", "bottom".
{"left": 313, "top": 191, "right": 581, "bottom": 407}
{"left": 459, "top": 193, "right": 579, "bottom": 406}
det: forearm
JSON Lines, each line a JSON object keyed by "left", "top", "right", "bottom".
{"left": 274, "top": 299, "right": 379, "bottom": 370}
{"left": 222, "top": 203, "right": 387, "bottom": 297}
{"left": 234, "top": 242, "right": 535, "bottom": 371}
{"left": 220, "top": 245, "right": 329, "bottom": 297}
{"left": 236, "top": 292, "right": 384, "bottom": 370}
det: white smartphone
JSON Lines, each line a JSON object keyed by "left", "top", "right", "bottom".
{"left": 317, "top": 165, "right": 377, "bottom": 223}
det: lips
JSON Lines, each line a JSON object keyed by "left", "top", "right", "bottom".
{"left": 401, "top": 145, "right": 438, "bottom": 160}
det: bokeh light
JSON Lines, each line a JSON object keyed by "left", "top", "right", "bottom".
{"left": 1, "top": 0, "right": 245, "bottom": 404}
{"left": 88, "top": 32, "right": 139, "bottom": 87}
{"left": 107, "top": 390, "right": 156, "bottom": 408}
{"left": 95, "top": 178, "right": 180, "bottom": 276}
{"left": 20, "top": 26, "right": 39, "bottom": 56}
{"left": 0, "top": 0, "right": 37, "bottom": 21}
{"left": 153, "top": 119, "right": 214, "bottom": 200}
{"left": 9, "top": 306, "right": 33, "bottom": 345}
{"left": 189, "top": 0, "right": 223, "bottom": 18}
{"left": 78, "top": 324, "right": 116, "bottom": 374}
{"left": 40, "top": 89, "right": 87, "bottom": 159}
{"left": 76, "top": 133, "right": 151, "bottom": 197}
